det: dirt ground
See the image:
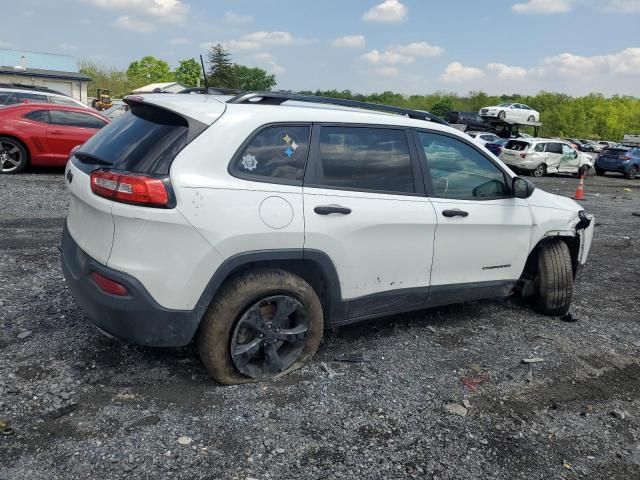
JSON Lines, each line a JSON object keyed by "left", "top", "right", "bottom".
{"left": 0, "top": 169, "right": 639, "bottom": 480}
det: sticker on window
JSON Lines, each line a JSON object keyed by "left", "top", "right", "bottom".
{"left": 242, "top": 154, "right": 258, "bottom": 171}
{"left": 282, "top": 133, "right": 299, "bottom": 158}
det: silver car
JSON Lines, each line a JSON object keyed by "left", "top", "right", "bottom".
{"left": 499, "top": 139, "right": 593, "bottom": 177}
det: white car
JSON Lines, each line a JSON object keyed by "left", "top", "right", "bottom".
{"left": 0, "top": 85, "right": 88, "bottom": 108}
{"left": 60, "top": 92, "right": 594, "bottom": 384}
{"left": 479, "top": 103, "right": 539, "bottom": 123}
{"left": 466, "top": 131, "right": 502, "bottom": 147}
{"left": 499, "top": 138, "right": 593, "bottom": 177}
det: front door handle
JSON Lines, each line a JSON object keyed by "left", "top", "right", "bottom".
{"left": 442, "top": 209, "right": 469, "bottom": 218}
{"left": 50, "top": 129, "right": 65, "bottom": 135}
{"left": 314, "top": 205, "right": 352, "bottom": 215}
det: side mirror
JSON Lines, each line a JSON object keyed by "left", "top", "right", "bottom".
{"left": 512, "top": 176, "right": 536, "bottom": 199}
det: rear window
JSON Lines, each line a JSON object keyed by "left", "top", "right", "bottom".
{"left": 603, "top": 148, "right": 628, "bottom": 156}
{"left": 504, "top": 140, "right": 530, "bottom": 151}
{"left": 76, "top": 104, "right": 191, "bottom": 174}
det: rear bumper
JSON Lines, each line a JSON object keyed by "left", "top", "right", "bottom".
{"left": 60, "top": 222, "right": 200, "bottom": 347}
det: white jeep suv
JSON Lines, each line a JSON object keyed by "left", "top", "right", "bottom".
{"left": 61, "top": 92, "right": 594, "bottom": 384}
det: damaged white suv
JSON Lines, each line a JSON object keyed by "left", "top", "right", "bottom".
{"left": 61, "top": 92, "right": 594, "bottom": 384}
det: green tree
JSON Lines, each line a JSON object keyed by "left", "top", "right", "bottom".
{"left": 126, "top": 56, "right": 173, "bottom": 86}
{"left": 207, "top": 44, "right": 234, "bottom": 88}
{"left": 174, "top": 58, "right": 202, "bottom": 87}
{"left": 79, "top": 59, "right": 135, "bottom": 98}
{"left": 430, "top": 97, "right": 454, "bottom": 117}
{"left": 229, "top": 64, "right": 276, "bottom": 91}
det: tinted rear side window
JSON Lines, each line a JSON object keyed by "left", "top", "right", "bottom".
{"left": 603, "top": 148, "right": 628, "bottom": 156}
{"left": 50, "top": 110, "right": 106, "bottom": 129}
{"left": 230, "top": 125, "right": 311, "bottom": 184}
{"left": 308, "top": 126, "right": 415, "bottom": 194}
{"left": 76, "top": 104, "right": 190, "bottom": 174}
{"left": 24, "top": 110, "right": 50, "bottom": 123}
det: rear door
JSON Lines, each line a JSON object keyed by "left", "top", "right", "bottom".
{"left": 303, "top": 124, "right": 437, "bottom": 320}
{"left": 415, "top": 130, "right": 532, "bottom": 305}
{"left": 48, "top": 110, "right": 107, "bottom": 164}
{"left": 544, "top": 142, "right": 563, "bottom": 173}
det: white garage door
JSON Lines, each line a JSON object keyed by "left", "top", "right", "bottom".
{"left": 44, "top": 80, "right": 73, "bottom": 96}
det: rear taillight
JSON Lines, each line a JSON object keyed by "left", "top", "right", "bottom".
{"left": 90, "top": 272, "right": 128, "bottom": 296}
{"left": 90, "top": 170, "right": 171, "bottom": 207}
{"left": 621, "top": 155, "right": 631, "bottom": 161}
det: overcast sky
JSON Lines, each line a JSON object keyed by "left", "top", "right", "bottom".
{"left": 3, "top": 0, "right": 640, "bottom": 96}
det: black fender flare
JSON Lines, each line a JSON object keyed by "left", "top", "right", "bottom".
{"left": 190, "top": 249, "right": 344, "bottom": 327}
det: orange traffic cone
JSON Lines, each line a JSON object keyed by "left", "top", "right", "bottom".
{"left": 573, "top": 174, "right": 585, "bottom": 200}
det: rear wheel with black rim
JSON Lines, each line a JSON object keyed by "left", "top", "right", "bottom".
{"left": 531, "top": 163, "right": 546, "bottom": 177}
{"left": 198, "top": 269, "right": 324, "bottom": 384}
{"left": 625, "top": 165, "right": 638, "bottom": 179}
{"left": 0, "top": 137, "right": 28, "bottom": 174}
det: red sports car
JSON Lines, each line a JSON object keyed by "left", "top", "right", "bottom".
{"left": 0, "top": 103, "right": 110, "bottom": 173}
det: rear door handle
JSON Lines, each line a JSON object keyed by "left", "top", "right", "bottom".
{"left": 314, "top": 205, "right": 352, "bottom": 215}
{"left": 442, "top": 209, "right": 469, "bottom": 218}
{"left": 51, "top": 129, "right": 65, "bottom": 135}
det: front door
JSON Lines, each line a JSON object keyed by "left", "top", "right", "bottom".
{"left": 558, "top": 144, "right": 580, "bottom": 173}
{"left": 303, "top": 124, "right": 437, "bottom": 321}
{"left": 414, "top": 130, "right": 533, "bottom": 306}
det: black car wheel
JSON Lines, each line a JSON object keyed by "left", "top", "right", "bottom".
{"left": 527, "top": 115, "right": 535, "bottom": 122}
{"left": 625, "top": 166, "right": 639, "bottom": 179}
{"left": 0, "top": 137, "right": 28, "bottom": 174}
{"left": 198, "top": 269, "right": 324, "bottom": 384}
{"left": 532, "top": 164, "right": 546, "bottom": 177}
{"left": 498, "top": 111, "right": 506, "bottom": 120}
{"left": 595, "top": 167, "right": 605, "bottom": 176}
{"left": 534, "top": 239, "right": 573, "bottom": 316}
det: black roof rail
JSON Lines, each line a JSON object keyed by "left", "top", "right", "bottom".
{"left": 179, "top": 87, "right": 242, "bottom": 95}
{"left": 226, "top": 91, "right": 449, "bottom": 126}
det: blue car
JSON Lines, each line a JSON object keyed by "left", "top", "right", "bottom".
{"left": 595, "top": 147, "right": 640, "bottom": 179}
{"left": 485, "top": 138, "right": 507, "bottom": 157}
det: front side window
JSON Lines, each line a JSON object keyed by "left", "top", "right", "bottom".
{"left": 534, "top": 143, "right": 546, "bottom": 152}
{"left": 231, "top": 125, "right": 311, "bottom": 183}
{"left": 417, "top": 131, "right": 508, "bottom": 199}
{"left": 50, "top": 110, "right": 106, "bottom": 129}
{"left": 562, "top": 144, "right": 576, "bottom": 157}
{"left": 309, "top": 126, "right": 415, "bottom": 194}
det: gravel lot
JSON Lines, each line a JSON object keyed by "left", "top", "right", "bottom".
{"left": 1, "top": 169, "right": 639, "bottom": 480}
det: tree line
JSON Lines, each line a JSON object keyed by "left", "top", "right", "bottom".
{"left": 297, "top": 90, "right": 640, "bottom": 141}
{"left": 79, "top": 45, "right": 639, "bottom": 141}
{"left": 79, "top": 44, "right": 276, "bottom": 98}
